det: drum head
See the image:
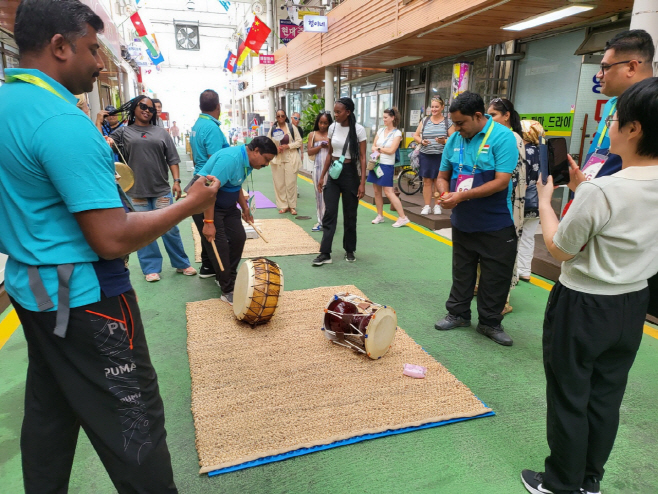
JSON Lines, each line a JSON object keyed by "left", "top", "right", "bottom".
{"left": 233, "top": 260, "right": 256, "bottom": 320}
{"left": 363, "top": 306, "right": 397, "bottom": 359}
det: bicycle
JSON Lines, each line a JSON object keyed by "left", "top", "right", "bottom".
{"left": 397, "top": 166, "right": 423, "bottom": 195}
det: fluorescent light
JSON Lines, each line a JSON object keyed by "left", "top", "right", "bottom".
{"left": 503, "top": 5, "right": 594, "bottom": 31}
{"left": 300, "top": 78, "right": 317, "bottom": 89}
{"left": 381, "top": 55, "right": 423, "bottom": 66}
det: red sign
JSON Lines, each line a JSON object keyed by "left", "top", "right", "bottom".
{"left": 259, "top": 54, "right": 275, "bottom": 65}
{"left": 279, "top": 19, "right": 303, "bottom": 44}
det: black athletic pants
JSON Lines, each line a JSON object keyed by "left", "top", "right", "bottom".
{"left": 193, "top": 205, "right": 246, "bottom": 294}
{"left": 320, "top": 163, "right": 360, "bottom": 255}
{"left": 445, "top": 226, "right": 517, "bottom": 327}
{"left": 12, "top": 291, "right": 177, "bottom": 494}
{"left": 542, "top": 282, "right": 649, "bottom": 494}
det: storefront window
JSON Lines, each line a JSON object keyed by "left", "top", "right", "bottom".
{"left": 351, "top": 78, "right": 394, "bottom": 149}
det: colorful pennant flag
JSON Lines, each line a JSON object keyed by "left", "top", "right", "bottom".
{"left": 245, "top": 16, "right": 271, "bottom": 54}
{"left": 130, "top": 12, "right": 148, "bottom": 37}
{"left": 227, "top": 53, "right": 237, "bottom": 73}
{"left": 236, "top": 39, "right": 251, "bottom": 68}
{"left": 218, "top": 0, "right": 230, "bottom": 12}
{"left": 141, "top": 34, "right": 164, "bottom": 66}
{"left": 223, "top": 51, "right": 233, "bottom": 69}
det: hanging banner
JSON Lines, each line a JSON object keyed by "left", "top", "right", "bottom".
{"left": 259, "top": 54, "right": 275, "bottom": 64}
{"left": 450, "top": 62, "right": 470, "bottom": 103}
{"left": 279, "top": 19, "right": 303, "bottom": 44}
{"left": 303, "top": 15, "right": 328, "bottom": 33}
{"left": 218, "top": 0, "right": 230, "bottom": 12}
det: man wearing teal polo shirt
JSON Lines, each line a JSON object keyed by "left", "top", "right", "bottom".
{"left": 190, "top": 89, "right": 230, "bottom": 278}
{"left": 0, "top": 1, "right": 219, "bottom": 492}
{"left": 434, "top": 91, "right": 519, "bottom": 346}
{"left": 195, "top": 137, "right": 277, "bottom": 304}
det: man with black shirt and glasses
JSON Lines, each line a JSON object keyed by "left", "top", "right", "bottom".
{"left": 0, "top": 1, "right": 220, "bottom": 491}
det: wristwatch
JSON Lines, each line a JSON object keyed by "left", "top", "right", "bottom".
{"left": 173, "top": 179, "right": 181, "bottom": 183}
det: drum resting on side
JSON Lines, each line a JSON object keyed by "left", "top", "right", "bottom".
{"left": 233, "top": 257, "right": 284, "bottom": 326}
{"left": 322, "top": 293, "right": 397, "bottom": 359}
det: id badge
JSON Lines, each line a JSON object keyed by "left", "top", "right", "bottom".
{"left": 456, "top": 173, "right": 474, "bottom": 192}
{"left": 248, "top": 194, "right": 257, "bottom": 216}
{"left": 374, "top": 165, "right": 384, "bottom": 178}
{"left": 582, "top": 152, "right": 607, "bottom": 181}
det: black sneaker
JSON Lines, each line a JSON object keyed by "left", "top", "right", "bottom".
{"left": 199, "top": 265, "right": 216, "bottom": 279}
{"left": 220, "top": 292, "right": 233, "bottom": 305}
{"left": 581, "top": 476, "right": 601, "bottom": 494}
{"left": 476, "top": 323, "right": 513, "bottom": 346}
{"left": 434, "top": 313, "right": 471, "bottom": 331}
{"left": 345, "top": 252, "right": 356, "bottom": 263}
{"left": 521, "top": 470, "right": 554, "bottom": 494}
{"left": 312, "top": 253, "right": 332, "bottom": 266}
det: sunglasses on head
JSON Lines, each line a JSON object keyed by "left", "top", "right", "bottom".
{"left": 491, "top": 98, "right": 510, "bottom": 113}
{"left": 138, "top": 102, "right": 156, "bottom": 113}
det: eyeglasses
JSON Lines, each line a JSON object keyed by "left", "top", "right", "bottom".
{"left": 291, "top": 116, "right": 300, "bottom": 120}
{"left": 490, "top": 98, "right": 510, "bottom": 113}
{"left": 276, "top": 114, "right": 286, "bottom": 118}
{"left": 605, "top": 115, "right": 619, "bottom": 128}
{"left": 599, "top": 60, "right": 642, "bottom": 75}
{"left": 138, "top": 102, "right": 156, "bottom": 113}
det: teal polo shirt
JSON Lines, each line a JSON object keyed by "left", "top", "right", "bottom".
{"left": 199, "top": 145, "right": 252, "bottom": 192}
{"left": 440, "top": 115, "right": 518, "bottom": 232}
{"left": 0, "top": 69, "right": 125, "bottom": 311}
{"left": 190, "top": 113, "right": 229, "bottom": 174}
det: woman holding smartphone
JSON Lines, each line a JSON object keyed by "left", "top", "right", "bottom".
{"left": 413, "top": 96, "right": 452, "bottom": 215}
{"left": 307, "top": 111, "right": 333, "bottom": 232}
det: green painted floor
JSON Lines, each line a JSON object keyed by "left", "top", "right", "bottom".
{"left": 1, "top": 160, "right": 658, "bottom": 494}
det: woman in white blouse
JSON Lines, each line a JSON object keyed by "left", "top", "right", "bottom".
{"left": 368, "top": 108, "right": 408, "bottom": 227}
{"left": 268, "top": 109, "right": 302, "bottom": 215}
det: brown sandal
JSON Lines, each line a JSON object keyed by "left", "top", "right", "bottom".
{"left": 290, "top": 208, "right": 297, "bottom": 215}
{"left": 278, "top": 208, "right": 289, "bottom": 214}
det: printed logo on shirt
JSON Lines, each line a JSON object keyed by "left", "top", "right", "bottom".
{"left": 481, "top": 145, "right": 490, "bottom": 153}
{"left": 141, "top": 133, "right": 147, "bottom": 138}
{"left": 120, "top": 392, "right": 142, "bottom": 404}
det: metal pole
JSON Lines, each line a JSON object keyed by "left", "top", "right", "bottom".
{"left": 324, "top": 66, "right": 335, "bottom": 112}
{"left": 266, "top": 0, "right": 275, "bottom": 54}
{"left": 630, "top": 0, "right": 658, "bottom": 75}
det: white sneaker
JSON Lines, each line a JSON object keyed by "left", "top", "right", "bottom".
{"left": 420, "top": 205, "right": 431, "bottom": 215}
{"left": 433, "top": 204, "right": 442, "bottom": 215}
{"left": 371, "top": 215, "right": 385, "bottom": 224}
{"left": 392, "top": 217, "right": 410, "bottom": 228}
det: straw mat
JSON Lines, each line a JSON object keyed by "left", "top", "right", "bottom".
{"left": 191, "top": 219, "right": 319, "bottom": 262}
{"left": 187, "top": 285, "right": 492, "bottom": 474}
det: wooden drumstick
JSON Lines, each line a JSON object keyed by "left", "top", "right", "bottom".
{"left": 247, "top": 220, "right": 269, "bottom": 243}
{"left": 210, "top": 240, "right": 225, "bottom": 272}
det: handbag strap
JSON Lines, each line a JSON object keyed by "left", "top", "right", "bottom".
{"left": 420, "top": 116, "right": 431, "bottom": 141}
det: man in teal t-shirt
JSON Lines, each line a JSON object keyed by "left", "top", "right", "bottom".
{"left": 190, "top": 89, "right": 229, "bottom": 175}
{"left": 435, "top": 91, "right": 519, "bottom": 346}
{"left": 193, "top": 137, "right": 277, "bottom": 305}
{"left": 189, "top": 89, "right": 231, "bottom": 277}
{"left": 0, "top": 2, "right": 219, "bottom": 491}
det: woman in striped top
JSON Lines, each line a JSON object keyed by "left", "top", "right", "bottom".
{"left": 413, "top": 96, "right": 453, "bottom": 215}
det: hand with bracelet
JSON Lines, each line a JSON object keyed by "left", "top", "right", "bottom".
{"left": 172, "top": 178, "right": 182, "bottom": 200}
{"left": 202, "top": 217, "right": 215, "bottom": 243}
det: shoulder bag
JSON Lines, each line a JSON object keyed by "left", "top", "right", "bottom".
{"left": 329, "top": 126, "right": 350, "bottom": 180}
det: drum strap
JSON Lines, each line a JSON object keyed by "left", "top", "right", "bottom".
{"left": 339, "top": 314, "right": 355, "bottom": 337}
{"left": 27, "top": 264, "right": 75, "bottom": 338}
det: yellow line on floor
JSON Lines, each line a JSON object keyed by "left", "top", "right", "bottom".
{"left": 301, "top": 174, "right": 658, "bottom": 341}
{"left": 0, "top": 309, "right": 20, "bottom": 350}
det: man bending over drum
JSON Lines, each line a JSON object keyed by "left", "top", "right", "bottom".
{"left": 196, "top": 136, "right": 278, "bottom": 305}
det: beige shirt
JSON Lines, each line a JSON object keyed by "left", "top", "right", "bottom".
{"left": 268, "top": 123, "right": 302, "bottom": 166}
{"left": 554, "top": 165, "right": 658, "bottom": 295}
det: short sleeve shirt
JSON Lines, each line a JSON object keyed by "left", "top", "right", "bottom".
{"left": 440, "top": 116, "right": 519, "bottom": 232}
{"left": 374, "top": 128, "right": 402, "bottom": 165}
{"left": 0, "top": 69, "right": 129, "bottom": 311}
{"left": 111, "top": 124, "right": 180, "bottom": 198}
{"left": 199, "top": 145, "right": 252, "bottom": 192}
{"left": 328, "top": 123, "right": 367, "bottom": 160}
{"left": 190, "top": 114, "right": 230, "bottom": 174}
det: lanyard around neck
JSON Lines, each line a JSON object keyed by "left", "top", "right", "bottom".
{"left": 458, "top": 122, "right": 494, "bottom": 173}
{"left": 5, "top": 73, "right": 69, "bottom": 103}
{"left": 596, "top": 101, "right": 617, "bottom": 149}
